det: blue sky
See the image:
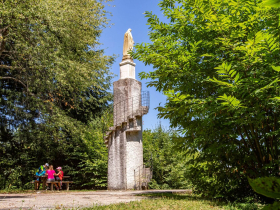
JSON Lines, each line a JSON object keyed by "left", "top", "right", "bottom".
{"left": 99, "top": 0, "right": 170, "bottom": 130}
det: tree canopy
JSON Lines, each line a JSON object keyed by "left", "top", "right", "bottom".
{"left": 133, "top": 0, "right": 280, "bottom": 200}
{"left": 1, "top": 0, "right": 114, "bottom": 124}
{"left": 0, "top": 0, "right": 114, "bottom": 189}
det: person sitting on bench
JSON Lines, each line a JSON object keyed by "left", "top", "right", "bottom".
{"left": 46, "top": 165, "right": 59, "bottom": 190}
{"left": 55, "top": 166, "right": 64, "bottom": 190}
{"left": 35, "top": 163, "right": 49, "bottom": 190}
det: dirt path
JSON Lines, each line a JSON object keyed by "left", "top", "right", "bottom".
{"left": 0, "top": 189, "right": 189, "bottom": 210}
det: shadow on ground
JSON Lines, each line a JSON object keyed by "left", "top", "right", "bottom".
{"left": 132, "top": 190, "right": 192, "bottom": 200}
{"left": 0, "top": 195, "right": 31, "bottom": 200}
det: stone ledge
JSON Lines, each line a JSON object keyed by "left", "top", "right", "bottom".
{"left": 126, "top": 126, "right": 141, "bottom": 132}
{"left": 119, "top": 59, "right": 136, "bottom": 66}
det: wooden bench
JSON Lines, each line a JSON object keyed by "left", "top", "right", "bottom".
{"left": 46, "top": 180, "right": 73, "bottom": 191}
{"left": 31, "top": 180, "right": 43, "bottom": 190}
{"left": 31, "top": 176, "right": 73, "bottom": 191}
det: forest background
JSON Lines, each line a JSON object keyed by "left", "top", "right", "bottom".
{"left": 1, "top": 0, "right": 280, "bottom": 205}
{"left": 0, "top": 0, "right": 187, "bottom": 192}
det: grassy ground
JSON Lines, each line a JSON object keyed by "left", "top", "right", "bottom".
{"left": 81, "top": 193, "right": 261, "bottom": 210}
{"left": 0, "top": 190, "right": 262, "bottom": 209}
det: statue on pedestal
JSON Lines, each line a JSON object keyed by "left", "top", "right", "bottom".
{"left": 123, "top": 28, "right": 134, "bottom": 61}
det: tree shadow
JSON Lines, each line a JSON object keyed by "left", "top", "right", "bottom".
{"left": 133, "top": 191, "right": 199, "bottom": 201}
{"left": 0, "top": 195, "right": 31, "bottom": 200}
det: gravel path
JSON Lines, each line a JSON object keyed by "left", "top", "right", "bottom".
{"left": 0, "top": 189, "right": 189, "bottom": 210}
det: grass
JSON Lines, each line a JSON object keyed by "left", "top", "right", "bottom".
{"left": 0, "top": 190, "right": 262, "bottom": 209}
{"left": 79, "top": 193, "right": 261, "bottom": 210}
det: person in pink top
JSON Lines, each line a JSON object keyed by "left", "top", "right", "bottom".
{"left": 46, "top": 165, "right": 59, "bottom": 190}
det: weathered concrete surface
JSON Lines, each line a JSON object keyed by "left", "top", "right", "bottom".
{"left": 107, "top": 127, "right": 127, "bottom": 190}
{"left": 108, "top": 77, "right": 144, "bottom": 190}
{"left": 113, "top": 78, "right": 141, "bottom": 126}
{"left": 0, "top": 190, "right": 190, "bottom": 210}
{"left": 126, "top": 118, "right": 143, "bottom": 189}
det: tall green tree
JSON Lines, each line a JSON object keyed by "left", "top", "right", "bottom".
{"left": 0, "top": 0, "right": 114, "bottom": 189}
{"left": 133, "top": 0, "right": 280, "bottom": 201}
{"left": 143, "top": 125, "right": 191, "bottom": 189}
{"left": 1, "top": 0, "right": 114, "bottom": 125}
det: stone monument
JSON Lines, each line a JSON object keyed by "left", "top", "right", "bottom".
{"left": 104, "top": 29, "right": 151, "bottom": 190}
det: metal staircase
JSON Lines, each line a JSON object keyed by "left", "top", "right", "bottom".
{"left": 104, "top": 91, "right": 150, "bottom": 147}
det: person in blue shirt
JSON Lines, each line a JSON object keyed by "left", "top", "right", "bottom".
{"left": 35, "top": 163, "right": 49, "bottom": 190}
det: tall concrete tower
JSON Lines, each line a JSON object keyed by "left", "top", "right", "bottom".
{"left": 104, "top": 29, "right": 150, "bottom": 190}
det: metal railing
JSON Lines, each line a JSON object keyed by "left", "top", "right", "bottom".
{"left": 113, "top": 91, "right": 150, "bottom": 126}
{"left": 134, "top": 164, "right": 153, "bottom": 190}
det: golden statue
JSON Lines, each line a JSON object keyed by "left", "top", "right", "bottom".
{"left": 123, "top": 28, "right": 134, "bottom": 61}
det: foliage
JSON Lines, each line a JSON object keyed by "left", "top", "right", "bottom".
{"left": 143, "top": 125, "right": 191, "bottom": 189}
{"left": 0, "top": 0, "right": 114, "bottom": 189}
{"left": 0, "top": 108, "right": 113, "bottom": 190}
{"left": 249, "top": 177, "right": 280, "bottom": 209}
{"left": 82, "top": 193, "right": 259, "bottom": 210}
{"left": 1, "top": 0, "right": 114, "bottom": 120}
{"left": 263, "top": 0, "right": 280, "bottom": 7}
{"left": 70, "top": 110, "right": 113, "bottom": 189}
{"left": 133, "top": 0, "right": 280, "bottom": 201}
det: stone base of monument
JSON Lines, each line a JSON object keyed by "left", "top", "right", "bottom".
{"left": 119, "top": 59, "right": 136, "bottom": 79}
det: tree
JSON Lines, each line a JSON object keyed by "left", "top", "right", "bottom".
{"left": 143, "top": 125, "right": 191, "bottom": 189}
{"left": 0, "top": 0, "right": 114, "bottom": 189}
{"left": 1, "top": 0, "right": 114, "bottom": 126}
{"left": 133, "top": 0, "right": 280, "bottom": 201}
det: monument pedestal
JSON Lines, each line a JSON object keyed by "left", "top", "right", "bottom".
{"left": 120, "top": 59, "right": 136, "bottom": 79}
